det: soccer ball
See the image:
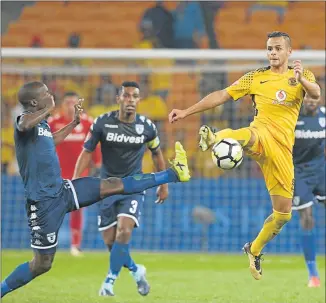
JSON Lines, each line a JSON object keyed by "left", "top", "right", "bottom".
{"left": 211, "top": 138, "right": 243, "bottom": 170}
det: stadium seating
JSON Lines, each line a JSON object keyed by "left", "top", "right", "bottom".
{"left": 1, "top": 1, "right": 325, "bottom": 49}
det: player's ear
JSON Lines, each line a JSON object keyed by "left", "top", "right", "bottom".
{"left": 116, "top": 95, "right": 120, "bottom": 104}
{"left": 30, "top": 99, "right": 38, "bottom": 107}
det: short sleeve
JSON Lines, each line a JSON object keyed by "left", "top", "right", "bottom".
{"left": 303, "top": 69, "right": 316, "bottom": 83}
{"left": 225, "top": 71, "right": 255, "bottom": 101}
{"left": 84, "top": 117, "right": 102, "bottom": 152}
{"left": 146, "top": 121, "right": 160, "bottom": 151}
{"left": 15, "top": 114, "right": 37, "bottom": 137}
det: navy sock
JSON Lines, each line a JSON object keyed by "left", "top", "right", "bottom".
{"left": 301, "top": 230, "right": 319, "bottom": 278}
{"left": 124, "top": 247, "right": 138, "bottom": 273}
{"left": 122, "top": 169, "right": 178, "bottom": 194}
{"left": 107, "top": 242, "right": 129, "bottom": 283}
{"left": 1, "top": 262, "right": 34, "bottom": 298}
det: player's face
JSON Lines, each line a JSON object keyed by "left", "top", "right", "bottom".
{"left": 117, "top": 86, "right": 140, "bottom": 115}
{"left": 36, "top": 84, "right": 54, "bottom": 110}
{"left": 267, "top": 37, "right": 291, "bottom": 68}
{"left": 303, "top": 94, "right": 319, "bottom": 113}
{"left": 62, "top": 95, "right": 78, "bottom": 117}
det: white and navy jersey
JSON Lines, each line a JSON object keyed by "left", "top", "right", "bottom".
{"left": 84, "top": 111, "right": 160, "bottom": 178}
{"left": 14, "top": 115, "right": 63, "bottom": 201}
{"left": 293, "top": 106, "right": 325, "bottom": 165}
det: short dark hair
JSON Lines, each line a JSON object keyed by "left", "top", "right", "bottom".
{"left": 18, "top": 81, "right": 44, "bottom": 106}
{"left": 118, "top": 81, "right": 140, "bottom": 95}
{"left": 267, "top": 31, "right": 291, "bottom": 47}
{"left": 63, "top": 91, "right": 79, "bottom": 99}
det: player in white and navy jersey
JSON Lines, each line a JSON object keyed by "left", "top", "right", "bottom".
{"left": 292, "top": 94, "right": 325, "bottom": 288}
{"left": 73, "top": 82, "right": 170, "bottom": 297}
{"left": 1, "top": 81, "right": 190, "bottom": 299}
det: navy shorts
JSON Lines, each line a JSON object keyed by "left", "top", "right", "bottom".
{"left": 26, "top": 178, "right": 101, "bottom": 253}
{"left": 98, "top": 192, "right": 145, "bottom": 231}
{"left": 292, "top": 163, "right": 326, "bottom": 210}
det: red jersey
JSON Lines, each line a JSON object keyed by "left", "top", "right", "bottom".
{"left": 48, "top": 113, "right": 100, "bottom": 179}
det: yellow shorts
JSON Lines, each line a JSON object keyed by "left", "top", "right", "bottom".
{"left": 244, "top": 126, "right": 294, "bottom": 199}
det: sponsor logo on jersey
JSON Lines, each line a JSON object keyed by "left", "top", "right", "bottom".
{"left": 275, "top": 90, "right": 287, "bottom": 102}
{"left": 288, "top": 77, "right": 298, "bottom": 86}
{"left": 106, "top": 132, "right": 145, "bottom": 144}
{"left": 319, "top": 117, "right": 325, "bottom": 128}
{"left": 135, "top": 124, "right": 144, "bottom": 135}
{"left": 295, "top": 129, "right": 325, "bottom": 139}
{"left": 38, "top": 128, "right": 53, "bottom": 138}
{"left": 105, "top": 124, "right": 119, "bottom": 128}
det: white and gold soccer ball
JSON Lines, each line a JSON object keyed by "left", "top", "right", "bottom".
{"left": 211, "top": 138, "right": 243, "bottom": 170}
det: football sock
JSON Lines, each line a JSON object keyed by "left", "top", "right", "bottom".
{"left": 215, "top": 128, "right": 252, "bottom": 147}
{"left": 251, "top": 209, "right": 292, "bottom": 256}
{"left": 124, "top": 251, "right": 138, "bottom": 273}
{"left": 107, "top": 242, "right": 130, "bottom": 283}
{"left": 1, "top": 262, "right": 34, "bottom": 298}
{"left": 301, "top": 230, "right": 319, "bottom": 278}
{"left": 122, "top": 169, "right": 178, "bottom": 194}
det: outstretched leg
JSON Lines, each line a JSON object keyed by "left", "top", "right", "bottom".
{"left": 74, "top": 142, "right": 190, "bottom": 210}
{"left": 1, "top": 250, "right": 55, "bottom": 298}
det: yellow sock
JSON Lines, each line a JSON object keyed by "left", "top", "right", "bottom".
{"left": 250, "top": 209, "right": 292, "bottom": 256}
{"left": 214, "top": 128, "right": 252, "bottom": 147}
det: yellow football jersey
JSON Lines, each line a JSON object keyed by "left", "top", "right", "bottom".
{"left": 226, "top": 67, "right": 316, "bottom": 149}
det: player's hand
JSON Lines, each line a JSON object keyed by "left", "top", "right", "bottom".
{"left": 155, "top": 184, "right": 169, "bottom": 204}
{"left": 74, "top": 98, "right": 84, "bottom": 125}
{"left": 169, "top": 109, "right": 186, "bottom": 124}
{"left": 293, "top": 60, "right": 303, "bottom": 82}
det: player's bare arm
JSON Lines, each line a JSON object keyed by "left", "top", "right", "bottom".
{"left": 52, "top": 99, "right": 84, "bottom": 146}
{"left": 169, "top": 89, "right": 231, "bottom": 124}
{"left": 293, "top": 60, "right": 320, "bottom": 99}
{"left": 17, "top": 93, "right": 55, "bottom": 132}
{"left": 151, "top": 147, "right": 169, "bottom": 204}
{"left": 73, "top": 148, "right": 93, "bottom": 179}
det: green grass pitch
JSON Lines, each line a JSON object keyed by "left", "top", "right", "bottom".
{"left": 2, "top": 251, "right": 325, "bottom": 303}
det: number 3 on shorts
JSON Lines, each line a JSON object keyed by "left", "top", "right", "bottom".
{"left": 129, "top": 200, "right": 138, "bottom": 214}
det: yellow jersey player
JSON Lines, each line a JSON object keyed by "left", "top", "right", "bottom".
{"left": 168, "top": 31, "right": 320, "bottom": 280}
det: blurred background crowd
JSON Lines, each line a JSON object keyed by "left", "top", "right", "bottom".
{"left": 2, "top": 0, "right": 325, "bottom": 179}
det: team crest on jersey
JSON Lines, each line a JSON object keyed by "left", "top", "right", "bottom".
{"left": 288, "top": 77, "right": 298, "bottom": 86}
{"left": 275, "top": 90, "right": 287, "bottom": 102}
{"left": 319, "top": 117, "right": 325, "bottom": 128}
{"left": 46, "top": 232, "right": 56, "bottom": 244}
{"left": 135, "top": 124, "right": 144, "bottom": 135}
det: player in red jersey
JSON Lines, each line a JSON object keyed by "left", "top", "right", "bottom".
{"left": 48, "top": 91, "right": 100, "bottom": 256}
